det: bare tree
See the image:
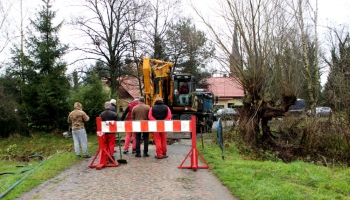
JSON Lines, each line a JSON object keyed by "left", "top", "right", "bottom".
{"left": 0, "top": 0, "right": 14, "bottom": 56}
{"left": 72, "top": 0, "right": 148, "bottom": 97}
{"left": 121, "top": 0, "right": 180, "bottom": 96}
{"left": 323, "top": 25, "right": 350, "bottom": 115}
{"left": 141, "top": 0, "right": 180, "bottom": 59}
{"left": 193, "top": 0, "right": 311, "bottom": 150}
{"left": 288, "top": 0, "right": 320, "bottom": 116}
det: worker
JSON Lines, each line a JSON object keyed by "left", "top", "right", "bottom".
{"left": 131, "top": 97, "right": 150, "bottom": 158}
{"left": 67, "top": 102, "right": 90, "bottom": 158}
{"left": 148, "top": 97, "right": 172, "bottom": 159}
{"left": 110, "top": 99, "right": 117, "bottom": 112}
{"left": 178, "top": 81, "right": 189, "bottom": 94}
{"left": 99, "top": 101, "right": 119, "bottom": 161}
{"left": 121, "top": 98, "right": 139, "bottom": 154}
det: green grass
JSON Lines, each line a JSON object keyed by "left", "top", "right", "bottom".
{"left": 198, "top": 139, "right": 350, "bottom": 200}
{"left": 2, "top": 131, "right": 350, "bottom": 200}
{"left": 0, "top": 133, "right": 98, "bottom": 200}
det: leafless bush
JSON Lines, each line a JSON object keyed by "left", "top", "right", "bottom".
{"left": 267, "top": 113, "right": 350, "bottom": 165}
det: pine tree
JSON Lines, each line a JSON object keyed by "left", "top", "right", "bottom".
{"left": 22, "top": 0, "right": 69, "bottom": 130}
{"left": 166, "top": 18, "right": 215, "bottom": 84}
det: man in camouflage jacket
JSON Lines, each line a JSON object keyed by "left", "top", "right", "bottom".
{"left": 68, "top": 102, "right": 91, "bottom": 158}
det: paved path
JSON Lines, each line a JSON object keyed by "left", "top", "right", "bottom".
{"left": 18, "top": 139, "right": 235, "bottom": 200}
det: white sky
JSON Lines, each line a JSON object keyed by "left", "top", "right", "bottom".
{"left": 185, "top": 0, "right": 350, "bottom": 85}
{"left": 1, "top": 0, "right": 350, "bottom": 84}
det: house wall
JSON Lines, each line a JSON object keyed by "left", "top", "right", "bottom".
{"left": 215, "top": 98, "right": 243, "bottom": 109}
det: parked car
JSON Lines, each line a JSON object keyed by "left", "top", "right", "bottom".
{"left": 215, "top": 108, "right": 237, "bottom": 120}
{"left": 307, "top": 107, "right": 332, "bottom": 117}
{"left": 288, "top": 98, "right": 306, "bottom": 114}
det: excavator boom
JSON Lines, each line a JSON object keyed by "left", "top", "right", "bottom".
{"left": 142, "top": 58, "right": 174, "bottom": 106}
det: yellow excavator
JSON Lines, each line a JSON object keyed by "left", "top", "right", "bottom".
{"left": 142, "top": 57, "right": 217, "bottom": 138}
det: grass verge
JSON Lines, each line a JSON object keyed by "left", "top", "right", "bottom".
{"left": 198, "top": 139, "right": 350, "bottom": 200}
{"left": 0, "top": 133, "right": 98, "bottom": 200}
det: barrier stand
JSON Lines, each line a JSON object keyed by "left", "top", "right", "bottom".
{"left": 89, "top": 116, "right": 209, "bottom": 171}
{"left": 89, "top": 117, "right": 118, "bottom": 170}
{"left": 178, "top": 115, "right": 210, "bottom": 171}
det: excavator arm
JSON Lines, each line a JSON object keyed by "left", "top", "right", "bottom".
{"left": 142, "top": 58, "right": 174, "bottom": 106}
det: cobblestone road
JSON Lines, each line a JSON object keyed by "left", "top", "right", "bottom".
{"left": 18, "top": 139, "right": 235, "bottom": 200}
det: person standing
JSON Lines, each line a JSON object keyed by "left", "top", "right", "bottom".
{"left": 110, "top": 99, "right": 117, "bottom": 112}
{"left": 67, "top": 102, "right": 91, "bottom": 158}
{"left": 148, "top": 97, "right": 172, "bottom": 159}
{"left": 99, "top": 101, "right": 119, "bottom": 161}
{"left": 121, "top": 98, "right": 139, "bottom": 154}
{"left": 131, "top": 97, "right": 150, "bottom": 158}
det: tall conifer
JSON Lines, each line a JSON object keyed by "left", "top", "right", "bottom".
{"left": 22, "top": 0, "right": 69, "bottom": 130}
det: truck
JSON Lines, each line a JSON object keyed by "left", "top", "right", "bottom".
{"left": 142, "top": 58, "right": 216, "bottom": 138}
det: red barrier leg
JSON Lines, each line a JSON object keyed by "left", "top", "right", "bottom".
{"left": 89, "top": 117, "right": 118, "bottom": 169}
{"left": 178, "top": 116, "right": 210, "bottom": 171}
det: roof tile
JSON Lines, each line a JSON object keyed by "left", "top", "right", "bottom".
{"left": 207, "top": 77, "right": 244, "bottom": 97}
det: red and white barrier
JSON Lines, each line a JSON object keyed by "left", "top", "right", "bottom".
{"left": 101, "top": 120, "right": 191, "bottom": 133}
{"left": 89, "top": 116, "right": 209, "bottom": 171}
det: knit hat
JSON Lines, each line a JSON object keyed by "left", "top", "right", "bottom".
{"left": 110, "top": 99, "right": 116, "bottom": 104}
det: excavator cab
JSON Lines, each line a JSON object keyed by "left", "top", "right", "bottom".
{"left": 173, "top": 74, "right": 195, "bottom": 107}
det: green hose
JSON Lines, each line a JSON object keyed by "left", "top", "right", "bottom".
{"left": 0, "top": 154, "right": 45, "bottom": 199}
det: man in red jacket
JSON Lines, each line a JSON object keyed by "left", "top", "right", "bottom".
{"left": 148, "top": 97, "right": 172, "bottom": 159}
{"left": 121, "top": 98, "right": 139, "bottom": 154}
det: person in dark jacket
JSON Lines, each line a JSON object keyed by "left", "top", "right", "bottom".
{"left": 110, "top": 99, "right": 117, "bottom": 112}
{"left": 131, "top": 97, "right": 150, "bottom": 157}
{"left": 148, "top": 97, "right": 172, "bottom": 159}
{"left": 121, "top": 98, "right": 139, "bottom": 154}
{"left": 100, "top": 101, "right": 119, "bottom": 161}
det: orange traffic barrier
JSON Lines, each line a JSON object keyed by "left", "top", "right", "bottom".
{"left": 178, "top": 115, "right": 210, "bottom": 171}
{"left": 90, "top": 116, "right": 209, "bottom": 171}
{"left": 89, "top": 117, "right": 118, "bottom": 170}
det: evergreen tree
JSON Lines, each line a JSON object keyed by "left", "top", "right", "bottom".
{"left": 22, "top": 0, "right": 69, "bottom": 130}
{"left": 0, "top": 76, "right": 29, "bottom": 137}
{"left": 166, "top": 18, "right": 215, "bottom": 84}
{"left": 69, "top": 72, "right": 110, "bottom": 133}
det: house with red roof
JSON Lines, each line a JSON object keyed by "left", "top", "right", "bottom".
{"left": 101, "top": 76, "right": 141, "bottom": 112}
{"left": 206, "top": 77, "right": 244, "bottom": 109}
{"left": 118, "top": 76, "right": 141, "bottom": 100}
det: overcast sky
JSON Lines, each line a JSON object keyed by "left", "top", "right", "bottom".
{"left": 2, "top": 0, "right": 350, "bottom": 83}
